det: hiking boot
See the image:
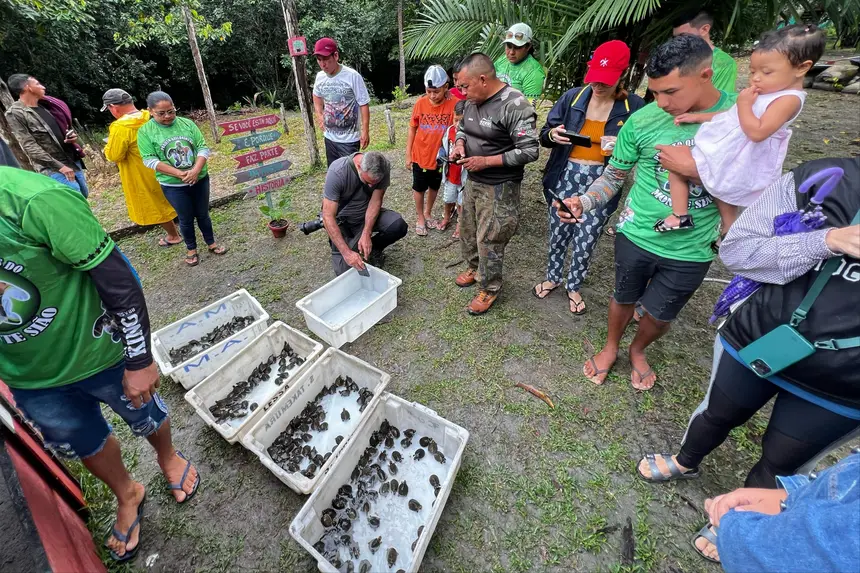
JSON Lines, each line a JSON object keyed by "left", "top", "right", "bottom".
{"left": 467, "top": 290, "right": 499, "bottom": 315}
{"left": 455, "top": 268, "right": 477, "bottom": 288}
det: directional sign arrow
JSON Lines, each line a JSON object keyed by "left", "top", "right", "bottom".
{"left": 233, "top": 159, "right": 293, "bottom": 185}
{"left": 233, "top": 145, "right": 286, "bottom": 169}
{"left": 242, "top": 176, "right": 290, "bottom": 199}
{"left": 219, "top": 114, "right": 280, "bottom": 136}
{"left": 230, "top": 130, "right": 281, "bottom": 152}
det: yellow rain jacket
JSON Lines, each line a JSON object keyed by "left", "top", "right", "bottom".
{"left": 105, "top": 110, "right": 177, "bottom": 225}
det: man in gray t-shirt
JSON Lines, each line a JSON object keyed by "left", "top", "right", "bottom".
{"left": 322, "top": 151, "right": 407, "bottom": 275}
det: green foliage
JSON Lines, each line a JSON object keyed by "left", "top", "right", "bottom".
{"left": 112, "top": 0, "right": 232, "bottom": 49}
{"left": 258, "top": 192, "right": 295, "bottom": 223}
{"left": 392, "top": 84, "right": 410, "bottom": 101}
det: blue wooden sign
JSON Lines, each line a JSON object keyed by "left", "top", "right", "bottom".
{"left": 233, "top": 159, "right": 293, "bottom": 185}
{"left": 230, "top": 130, "right": 281, "bottom": 152}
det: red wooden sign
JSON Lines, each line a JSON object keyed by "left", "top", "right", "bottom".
{"left": 243, "top": 176, "right": 290, "bottom": 199}
{"left": 232, "top": 145, "right": 286, "bottom": 169}
{"left": 289, "top": 36, "right": 308, "bottom": 57}
{"left": 219, "top": 114, "right": 280, "bottom": 136}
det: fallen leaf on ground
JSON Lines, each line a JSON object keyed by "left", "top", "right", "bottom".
{"left": 515, "top": 382, "right": 555, "bottom": 408}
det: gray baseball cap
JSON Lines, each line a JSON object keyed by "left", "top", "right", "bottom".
{"left": 100, "top": 88, "right": 133, "bottom": 111}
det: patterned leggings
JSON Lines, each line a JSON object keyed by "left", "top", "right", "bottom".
{"left": 545, "top": 160, "right": 618, "bottom": 292}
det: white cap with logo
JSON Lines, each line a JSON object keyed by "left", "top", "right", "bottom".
{"left": 504, "top": 23, "right": 533, "bottom": 47}
{"left": 424, "top": 65, "right": 449, "bottom": 89}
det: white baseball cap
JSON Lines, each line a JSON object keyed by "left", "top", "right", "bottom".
{"left": 424, "top": 65, "right": 449, "bottom": 89}
{"left": 504, "top": 23, "right": 533, "bottom": 47}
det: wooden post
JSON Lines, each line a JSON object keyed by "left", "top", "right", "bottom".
{"left": 279, "top": 103, "right": 290, "bottom": 135}
{"left": 182, "top": 5, "right": 221, "bottom": 144}
{"left": 279, "top": 0, "right": 321, "bottom": 168}
{"left": 397, "top": 0, "right": 406, "bottom": 90}
{"left": 0, "top": 79, "right": 34, "bottom": 170}
{"left": 384, "top": 107, "right": 395, "bottom": 145}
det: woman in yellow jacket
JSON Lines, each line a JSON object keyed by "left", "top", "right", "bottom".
{"left": 101, "top": 89, "right": 181, "bottom": 246}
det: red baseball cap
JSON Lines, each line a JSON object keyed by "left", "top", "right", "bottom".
{"left": 584, "top": 40, "right": 631, "bottom": 85}
{"left": 313, "top": 38, "right": 338, "bottom": 57}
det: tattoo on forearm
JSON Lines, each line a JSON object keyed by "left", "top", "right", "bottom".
{"left": 579, "top": 165, "right": 628, "bottom": 212}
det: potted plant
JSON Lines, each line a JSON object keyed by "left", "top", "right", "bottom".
{"left": 259, "top": 194, "right": 294, "bottom": 238}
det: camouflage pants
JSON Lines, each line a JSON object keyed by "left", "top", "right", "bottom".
{"left": 460, "top": 179, "right": 521, "bottom": 293}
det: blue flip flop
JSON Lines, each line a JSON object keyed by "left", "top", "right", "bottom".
{"left": 105, "top": 493, "right": 145, "bottom": 562}
{"left": 168, "top": 450, "right": 200, "bottom": 504}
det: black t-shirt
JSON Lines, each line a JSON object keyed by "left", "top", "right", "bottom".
{"left": 720, "top": 157, "right": 860, "bottom": 408}
{"left": 323, "top": 153, "right": 390, "bottom": 223}
{"left": 32, "top": 106, "right": 78, "bottom": 164}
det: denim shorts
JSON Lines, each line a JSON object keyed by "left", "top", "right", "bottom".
{"left": 11, "top": 361, "right": 169, "bottom": 460}
{"left": 613, "top": 233, "right": 711, "bottom": 322}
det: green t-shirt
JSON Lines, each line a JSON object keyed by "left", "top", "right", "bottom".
{"left": 493, "top": 53, "right": 546, "bottom": 101}
{"left": 711, "top": 47, "right": 738, "bottom": 93}
{"left": 137, "top": 116, "right": 210, "bottom": 185}
{"left": 0, "top": 167, "right": 123, "bottom": 390}
{"left": 609, "top": 92, "right": 737, "bottom": 263}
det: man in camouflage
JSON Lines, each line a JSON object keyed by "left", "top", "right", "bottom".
{"left": 450, "top": 53, "right": 539, "bottom": 314}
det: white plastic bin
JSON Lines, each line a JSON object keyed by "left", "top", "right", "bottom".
{"left": 295, "top": 265, "right": 402, "bottom": 348}
{"left": 184, "top": 321, "right": 323, "bottom": 444}
{"left": 242, "top": 348, "right": 391, "bottom": 494}
{"left": 290, "top": 393, "right": 469, "bottom": 573}
{"left": 152, "top": 289, "right": 269, "bottom": 389}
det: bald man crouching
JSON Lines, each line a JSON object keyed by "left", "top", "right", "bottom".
{"left": 449, "top": 53, "right": 539, "bottom": 315}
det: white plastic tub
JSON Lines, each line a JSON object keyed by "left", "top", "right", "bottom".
{"left": 295, "top": 265, "right": 402, "bottom": 348}
{"left": 183, "top": 321, "right": 323, "bottom": 444}
{"left": 242, "top": 348, "right": 391, "bottom": 494}
{"left": 152, "top": 289, "right": 269, "bottom": 389}
{"left": 290, "top": 393, "right": 470, "bottom": 573}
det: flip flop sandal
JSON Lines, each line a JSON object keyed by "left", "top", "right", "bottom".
{"left": 437, "top": 220, "right": 450, "bottom": 231}
{"left": 168, "top": 450, "right": 201, "bottom": 504}
{"left": 654, "top": 213, "right": 695, "bottom": 233}
{"left": 568, "top": 292, "right": 587, "bottom": 315}
{"left": 691, "top": 524, "right": 720, "bottom": 563}
{"left": 208, "top": 245, "right": 228, "bottom": 255}
{"left": 605, "top": 226, "right": 617, "bottom": 237}
{"left": 532, "top": 281, "right": 559, "bottom": 299}
{"left": 105, "top": 493, "right": 145, "bottom": 562}
{"left": 637, "top": 453, "right": 700, "bottom": 483}
{"left": 415, "top": 225, "right": 427, "bottom": 237}
{"left": 452, "top": 229, "right": 460, "bottom": 239}
{"left": 631, "top": 366, "right": 657, "bottom": 391}
{"left": 583, "top": 356, "right": 613, "bottom": 385}
{"left": 425, "top": 219, "right": 439, "bottom": 230}
{"left": 158, "top": 237, "right": 182, "bottom": 247}
{"left": 185, "top": 253, "right": 199, "bottom": 267}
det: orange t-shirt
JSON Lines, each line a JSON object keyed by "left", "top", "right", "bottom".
{"left": 568, "top": 119, "right": 606, "bottom": 163}
{"left": 409, "top": 95, "right": 457, "bottom": 170}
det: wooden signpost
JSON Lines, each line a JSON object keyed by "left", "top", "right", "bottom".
{"left": 218, "top": 114, "right": 293, "bottom": 209}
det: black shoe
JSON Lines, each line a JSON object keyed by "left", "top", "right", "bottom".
{"left": 367, "top": 250, "right": 386, "bottom": 268}
{"left": 654, "top": 213, "right": 695, "bottom": 233}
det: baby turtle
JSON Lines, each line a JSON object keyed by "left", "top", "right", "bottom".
{"left": 336, "top": 435, "right": 344, "bottom": 445}
{"left": 361, "top": 501, "right": 371, "bottom": 513}
{"left": 368, "top": 515, "right": 380, "bottom": 529}
{"left": 321, "top": 508, "right": 336, "bottom": 527}
{"left": 388, "top": 462, "right": 398, "bottom": 475}
{"left": 398, "top": 481, "right": 408, "bottom": 496}
{"left": 419, "top": 436, "right": 431, "bottom": 448}
{"left": 332, "top": 497, "right": 347, "bottom": 510}
{"left": 430, "top": 474, "right": 440, "bottom": 488}
{"left": 400, "top": 438, "right": 412, "bottom": 448}
{"left": 341, "top": 408, "right": 350, "bottom": 421}
{"left": 368, "top": 536, "right": 382, "bottom": 554}
{"left": 249, "top": 402, "right": 258, "bottom": 411}
{"left": 392, "top": 451, "right": 403, "bottom": 463}
{"left": 338, "top": 518, "right": 352, "bottom": 531}
{"left": 434, "top": 452, "right": 446, "bottom": 464}
{"left": 390, "top": 478, "right": 399, "bottom": 493}
{"left": 408, "top": 499, "right": 422, "bottom": 512}
{"left": 384, "top": 436, "right": 395, "bottom": 449}
{"left": 345, "top": 507, "right": 357, "bottom": 520}
{"left": 302, "top": 433, "right": 312, "bottom": 442}
{"left": 380, "top": 481, "right": 390, "bottom": 494}
{"left": 413, "top": 448, "right": 425, "bottom": 461}
{"left": 388, "top": 426, "right": 400, "bottom": 439}
{"left": 378, "top": 450, "right": 387, "bottom": 462}
{"left": 380, "top": 419, "right": 390, "bottom": 434}
{"left": 417, "top": 525, "right": 424, "bottom": 538}
{"left": 428, "top": 439, "right": 438, "bottom": 455}
{"left": 359, "top": 560, "right": 371, "bottom": 573}
{"left": 344, "top": 561, "right": 354, "bottom": 573}
{"left": 387, "top": 547, "right": 398, "bottom": 567}
{"left": 404, "top": 428, "right": 416, "bottom": 438}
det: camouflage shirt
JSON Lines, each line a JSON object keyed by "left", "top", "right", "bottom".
{"left": 456, "top": 85, "right": 539, "bottom": 185}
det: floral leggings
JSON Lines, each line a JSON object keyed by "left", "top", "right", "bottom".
{"left": 545, "top": 160, "right": 619, "bottom": 292}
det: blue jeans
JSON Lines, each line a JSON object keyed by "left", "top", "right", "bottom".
{"left": 11, "top": 361, "right": 169, "bottom": 460}
{"left": 48, "top": 160, "right": 89, "bottom": 198}
{"left": 161, "top": 176, "right": 215, "bottom": 251}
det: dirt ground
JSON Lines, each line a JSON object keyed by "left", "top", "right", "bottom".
{"left": 71, "top": 58, "right": 860, "bottom": 573}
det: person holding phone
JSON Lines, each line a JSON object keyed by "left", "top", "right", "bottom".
{"left": 534, "top": 41, "right": 644, "bottom": 315}
{"left": 636, "top": 157, "right": 860, "bottom": 491}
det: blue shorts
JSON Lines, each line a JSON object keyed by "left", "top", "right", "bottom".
{"left": 11, "top": 361, "right": 169, "bottom": 460}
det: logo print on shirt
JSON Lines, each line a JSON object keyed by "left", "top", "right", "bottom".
{"left": 479, "top": 117, "right": 493, "bottom": 129}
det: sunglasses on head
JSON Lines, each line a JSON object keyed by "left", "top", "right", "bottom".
{"left": 505, "top": 31, "right": 527, "bottom": 41}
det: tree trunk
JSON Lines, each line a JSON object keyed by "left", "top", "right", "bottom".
{"left": 280, "top": 0, "right": 320, "bottom": 168}
{"left": 397, "top": 0, "right": 406, "bottom": 90}
{"left": 182, "top": 5, "right": 220, "bottom": 144}
{"left": 0, "top": 79, "right": 34, "bottom": 170}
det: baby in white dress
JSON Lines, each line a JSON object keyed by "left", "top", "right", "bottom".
{"left": 655, "top": 24, "right": 826, "bottom": 236}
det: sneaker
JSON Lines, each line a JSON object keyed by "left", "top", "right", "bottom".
{"left": 455, "top": 268, "right": 477, "bottom": 288}
{"left": 467, "top": 290, "right": 499, "bottom": 315}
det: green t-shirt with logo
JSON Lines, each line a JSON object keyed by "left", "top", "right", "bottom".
{"left": 711, "top": 47, "right": 738, "bottom": 93}
{"left": 609, "top": 92, "right": 737, "bottom": 263}
{"left": 0, "top": 167, "right": 124, "bottom": 390}
{"left": 137, "top": 116, "right": 209, "bottom": 185}
{"left": 493, "top": 53, "right": 546, "bottom": 101}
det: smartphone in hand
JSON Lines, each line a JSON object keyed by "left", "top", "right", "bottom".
{"left": 560, "top": 130, "right": 592, "bottom": 148}
{"left": 548, "top": 191, "right": 580, "bottom": 222}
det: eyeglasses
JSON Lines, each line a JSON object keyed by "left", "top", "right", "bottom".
{"left": 505, "top": 31, "right": 527, "bottom": 41}
{"left": 153, "top": 109, "right": 177, "bottom": 118}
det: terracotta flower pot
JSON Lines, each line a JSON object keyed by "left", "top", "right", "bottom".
{"left": 268, "top": 219, "right": 289, "bottom": 238}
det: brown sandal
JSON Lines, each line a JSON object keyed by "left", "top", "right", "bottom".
{"left": 185, "top": 253, "right": 199, "bottom": 267}
{"left": 568, "top": 291, "right": 586, "bottom": 315}
{"left": 208, "top": 245, "right": 228, "bottom": 255}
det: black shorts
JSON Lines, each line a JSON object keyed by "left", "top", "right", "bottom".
{"left": 412, "top": 164, "right": 442, "bottom": 193}
{"left": 613, "top": 233, "right": 711, "bottom": 322}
